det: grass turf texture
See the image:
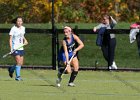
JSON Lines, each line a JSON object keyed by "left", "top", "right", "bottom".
{"left": 0, "top": 69, "right": 140, "bottom": 100}
{"left": 0, "top": 23, "right": 140, "bottom": 68}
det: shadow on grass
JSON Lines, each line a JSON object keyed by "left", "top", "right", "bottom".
{"left": 0, "top": 79, "right": 13, "bottom": 81}
{"left": 108, "top": 72, "right": 140, "bottom": 93}
{"left": 28, "top": 70, "right": 66, "bottom": 93}
{"left": 30, "top": 84, "right": 56, "bottom": 87}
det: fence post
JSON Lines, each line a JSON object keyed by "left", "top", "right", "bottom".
{"left": 56, "top": 27, "right": 59, "bottom": 68}
{"left": 52, "top": 0, "right": 56, "bottom": 70}
{"left": 52, "top": 26, "right": 57, "bottom": 70}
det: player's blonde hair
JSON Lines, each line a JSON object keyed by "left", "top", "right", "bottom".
{"left": 64, "top": 26, "right": 72, "bottom": 32}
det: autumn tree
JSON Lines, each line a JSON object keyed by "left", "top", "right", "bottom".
{"left": 0, "top": 0, "right": 140, "bottom": 23}
{"left": 0, "top": 0, "right": 62, "bottom": 23}
{"left": 58, "top": 0, "right": 87, "bottom": 23}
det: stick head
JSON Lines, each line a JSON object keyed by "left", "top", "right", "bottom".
{"left": 2, "top": 53, "right": 9, "bottom": 58}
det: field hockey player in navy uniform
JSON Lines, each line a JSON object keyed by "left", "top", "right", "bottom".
{"left": 56, "top": 26, "right": 84, "bottom": 87}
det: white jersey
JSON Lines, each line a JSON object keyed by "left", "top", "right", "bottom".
{"left": 9, "top": 25, "right": 25, "bottom": 50}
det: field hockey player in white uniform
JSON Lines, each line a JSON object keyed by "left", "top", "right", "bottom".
{"left": 8, "top": 16, "right": 28, "bottom": 81}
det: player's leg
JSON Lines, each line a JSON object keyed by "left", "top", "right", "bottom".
{"left": 57, "top": 52, "right": 66, "bottom": 79}
{"left": 56, "top": 60, "right": 72, "bottom": 85}
{"left": 56, "top": 61, "right": 65, "bottom": 87}
{"left": 8, "top": 64, "right": 16, "bottom": 78}
{"left": 14, "top": 50, "right": 24, "bottom": 81}
{"left": 109, "top": 38, "right": 117, "bottom": 69}
{"left": 14, "top": 55, "right": 23, "bottom": 81}
{"left": 8, "top": 50, "right": 22, "bottom": 78}
{"left": 56, "top": 52, "right": 74, "bottom": 87}
{"left": 101, "top": 45, "right": 109, "bottom": 62}
{"left": 57, "top": 52, "right": 72, "bottom": 76}
{"left": 68, "top": 57, "right": 79, "bottom": 87}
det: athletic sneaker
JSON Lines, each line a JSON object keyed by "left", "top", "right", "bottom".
{"left": 15, "top": 76, "right": 23, "bottom": 81}
{"left": 112, "top": 61, "right": 117, "bottom": 69}
{"left": 109, "top": 62, "right": 117, "bottom": 70}
{"left": 8, "top": 67, "right": 14, "bottom": 78}
{"left": 68, "top": 83, "right": 75, "bottom": 87}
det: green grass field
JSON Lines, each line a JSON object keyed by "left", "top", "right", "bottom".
{"left": 0, "top": 69, "right": 140, "bottom": 100}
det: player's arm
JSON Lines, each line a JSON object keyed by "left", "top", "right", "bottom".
{"left": 62, "top": 40, "right": 69, "bottom": 64}
{"left": 93, "top": 27, "right": 97, "bottom": 32}
{"left": 9, "top": 27, "right": 14, "bottom": 51}
{"left": 9, "top": 35, "right": 13, "bottom": 51}
{"left": 23, "top": 36, "right": 28, "bottom": 45}
{"left": 73, "top": 34, "right": 84, "bottom": 54}
{"left": 93, "top": 24, "right": 102, "bottom": 32}
{"left": 110, "top": 16, "right": 117, "bottom": 25}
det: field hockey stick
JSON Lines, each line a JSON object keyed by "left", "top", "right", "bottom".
{"left": 61, "top": 54, "right": 75, "bottom": 78}
{"left": 2, "top": 44, "right": 26, "bottom": 58}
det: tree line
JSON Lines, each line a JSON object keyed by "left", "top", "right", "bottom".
{"left": 0, "top": 0, "right": 140, "bottom": 23}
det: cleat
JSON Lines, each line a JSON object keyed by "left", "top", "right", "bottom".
{"left": 15, "top": 76, "right": 23, "bottom": 81}
{"left": 8, "top": 67, "right": 14, "bottom": 78}
{"left": 68, "top": 83, "right": 75, "bottom": 87}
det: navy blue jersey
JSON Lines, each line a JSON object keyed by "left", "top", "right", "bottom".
{"left": 58, "top": 34, "right": 77, "bottom": 62}
{"left": 60, "top": 34, "right": 76, "bottom": 53}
